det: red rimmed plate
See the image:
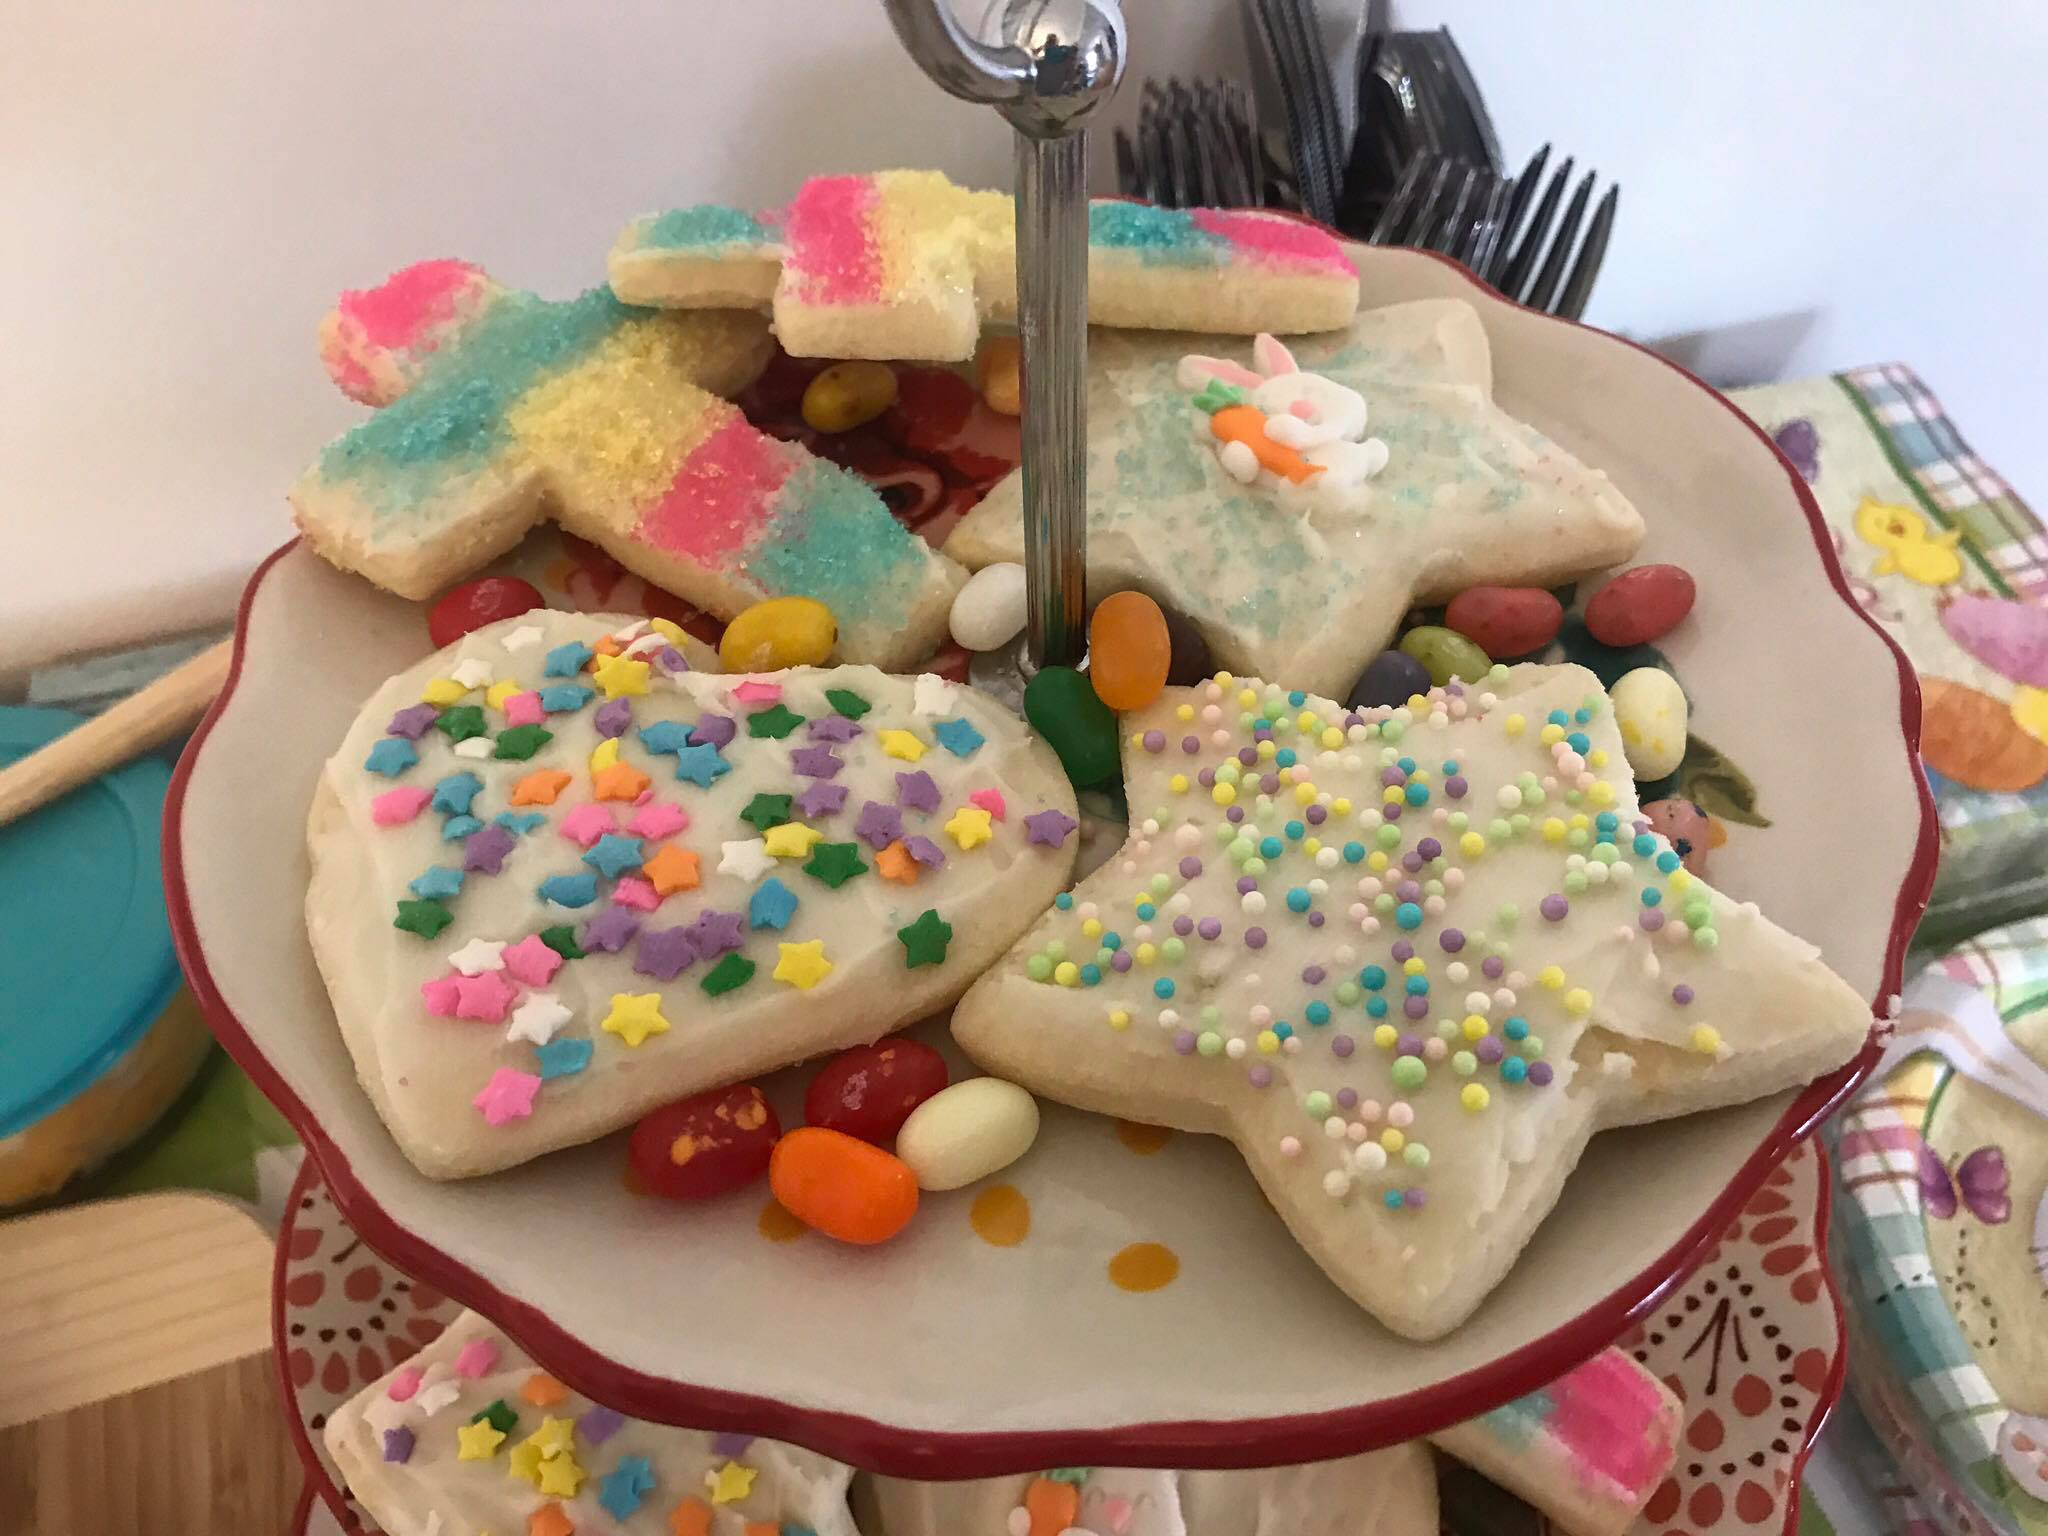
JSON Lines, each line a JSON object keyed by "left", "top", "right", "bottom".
{"left": 175, "top": 238, "right": 1931, "bottom": 1476}
{"left": 279, "top": 1141, "right": 1847, "bottom": 1534}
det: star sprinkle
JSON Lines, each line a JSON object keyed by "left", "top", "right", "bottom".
{"left": 473, "top": 1068, "right": 541, "bottom": 1125}
{"left": 519, "top": 1374, "right": 568, "bottom": 1408}
{"left": 719, "top": 839, "right": 776, "bottom": 882}
{"left": 686, "top": 909, "right": 747, "bottom": 957}
{"left": 502, "top": 935, "right": 565, "bottom": 986}
{"left": 581, "top": 904, "right": 642, "bottom": 953}
{"left": 876, "top": 841, "right": 921, "bottom": 884}
{"left": 762, "top": 822, "right": 824, "bottom": 859}
{"left": 803, "top": 842, "right": 867, "bottom": 889}
{"left": 740, "top": 793, "right": 794, "bottom": 833}
{"left": 944, "top": 804, "right": 994, "bottom": 850}
{"left": 794, "top": 781, "right": 848, "bottom": 819}
{"left": 904, "top": 834, "right": 946, "bottom": 868}
{"left": 504, "top": 691, "right": 547, "bottom": 727}
{"left": 415, "top": 1375, "right": 463, "bottom": 1416}
{"left": 748, "top": 877, "right": 799, "bottom": 931}
{"left": 382, "top": 1426, "right": 415, "bottom": 1464}
{"left": 409, "top": 866, "right": 465, "bottom": 901}
{"left": 1023, "top": 808, "right": 1078, "bottom": 848}
{"left": 746, "top": 703, "right": 805, "bottom": 739}
{"left": 493, "top": 724, "right": 553, "bottom": 760}
{"left": 593, "top": 761, "right": 652, "bottom": 801}
{"left": 969, "top": 787, "right": 1007, "bottom": 820}
{"left": 598, "top": 700, "right": 641, "bottom": 738}
{"left": 464, "top": 822, "right": 518, "bottom": 874}
{"left": 539, "top": 683, "right": 594, "bottom": 713}
{"left": 630, "top": 801, "right": 690, "bottom": 839}
{"left": 641, "top": 843, "right": 702, "bottom": 895}
{"left": 946, "top": 314, "right": 1646, "bottom": 697}
{"left": 455, "top": 1418, "right": 506, "bottom": 1460}
{"left": 600, "top": 1455, "right": 659, "bottom": 1520}
{"left": 544, "top": 641, "right": 593, "bottom": 677}
{"left": 490, "top": 681, "right": 524, "bottom": 711}
{"left": 538, "top": 1450, "right": 588, "bottom": 1497}
{"left": 529, "top": 1504, "right": 574, "bottom": 1536}
{"left": 579, "top": 1406, "right": 625, "bottom": 1445}
{"left": 701, "top": 953, "right": 756, "bottom": 995}
{"left": 854, "top": 801, "right": 904, "bottom": 848}
{"left": 670, "top": 1499, "right": 715, "bottom": 1536}
{"left": 364, "top": 737, "right": 419, "bottom": 776}
{"left": 455, "top": 1340, "right": 502, "bottom": 1380}
{"left": 450, "top": 656, "right": 494, "bottom": 690}
{"left": 951, "top": 668, "right": 1871, "bottom": 1340}
{"left": 583, "top": 834, "right": 646, "bottom": 879}
{"left": 689, "top": 713, "right": 738, "bottom": 749}
{"left": 387, "top": 703, "right": 438, "bottom": 738}
{"left": 538, "top": 873, "right": 598, "bottom": 908}
{"left": 897, "top": 909, "right": 953, "bottom": 968}
{"left": 420, "top": 677, "right": 469, "bottom": 707}
{"left": 935, "top": 718, "right": 987, "bottom": 758}
{"left": 431, "top": 772, "right": 484, "bottom": 814}
{"left": 452, "top": 735, "right": 494, "bottom": 759}
{"left": 896, "top": 771, "right": 941, "bottom": 812}
{"left": 511, "top": 769, "right": 572, "bottom": 805}
{"left": 773, "top": 940, "right": 834, "bottom": 990}
{"left": 526, "top": 1415, "right": 577, "bottom": 1459}
{"left": 601, "top": 993, "right": 671, "bottom": 1048}
{"left": 707, "top": 1461, "right": 758, "bottom": 1505}
{"left": 558, "top": 804, "right": 616, "bottom": 848}
{"left": 592, "top": 653, "right": 652, "bottom": 698}
{"left": 395, "top": 899, "right": 454, "bottom": 939}
{"left": 809, "top": 715, "right": 861, "bottom": 743}
{"left": 731, "top": 679, "right": 783, "bottom": 706}
{"left": 635, "top": 926, "right": 697, "bottom": 982}
{"left": 506, "top": 991, "right": 572, "bottom": 1045}
{"left": 674, "top": 743, "right": 733, "bottom": 787}
{"left": 639, "top": 720, "right": 693, "bottom": 755}
{"left": 878, "top": 728, "right": 926, "bottom": 762}
{"left": 914, "top": 673, "right": 955, "bottom": 716}
{"left": 435, "top": 705, "right": 487, "bottom": 741}
{"left": 825, "top": 688, "right": 872, "bottom": 718}
{"left": 539, "top": 925, "right": 585, "bottom": 960}
{"left": 447, "top": 937, "right": 505, "bottom": 974}
{"left": 788, "top": 745, "right": 843, "bottom": 778}
{"left": 497, "top": 810, "right": 547, "bottom": 835}
{"left": 535, "top": 1039, "right": 593, "bottom": 1079}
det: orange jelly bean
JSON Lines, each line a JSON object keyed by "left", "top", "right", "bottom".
{"left": 1088, "top": 590, "right": 1172, "bottom": 712}
{"left": 768, "top": 1127, "right": 918, "bottom": 1244}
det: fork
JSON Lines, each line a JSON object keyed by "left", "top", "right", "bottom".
{"left": 1368, "top": 145, "right": 1619, "bottom": 320}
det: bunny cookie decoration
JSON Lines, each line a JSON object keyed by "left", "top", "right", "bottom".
{"left": 1178, "top": 334, "right": 1390, "bottom": 492}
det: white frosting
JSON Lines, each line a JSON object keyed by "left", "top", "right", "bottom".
{"left": 309, "top": 611, "right": 1078, "bottom": 1178}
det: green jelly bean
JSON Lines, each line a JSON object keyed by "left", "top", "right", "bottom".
{"left": 1398, "top": 625, "right": 1493, "bottom": 686}
{"left": 1024, "top": 665, "right": 1121, "bottom": 788}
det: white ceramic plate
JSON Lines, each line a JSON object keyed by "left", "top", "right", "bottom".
{"left": 170, "top": 243, "right": 1933, "bottom": 1476}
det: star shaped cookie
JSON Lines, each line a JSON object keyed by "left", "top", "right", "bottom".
{"left": 944, "top": 300, "right": 1646, "bottom": 699}
{"left": 951, "top": 664, "right": 1869, "bottom": 1339}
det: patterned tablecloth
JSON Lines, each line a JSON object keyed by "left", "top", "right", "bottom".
{"left": 25, "top": 362, "right": 2048, "bottom": 1534}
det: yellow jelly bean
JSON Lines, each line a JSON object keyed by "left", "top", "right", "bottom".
{"left": 801, "top": 361, "right": 898, "bottom": 433}
{"left": 977, "top": 335, "right": 1021, "bottom": 415}
{"left": 719, "top": 596, "right": 837, "bottom": 672}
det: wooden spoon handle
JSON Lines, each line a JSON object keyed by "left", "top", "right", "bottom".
{"left": 0, "top": 638, "right": 232, "bottom": 828}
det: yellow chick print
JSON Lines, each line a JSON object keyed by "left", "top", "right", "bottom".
{"left": 1855, "top": 496, "right": 1964, "bottom": 586}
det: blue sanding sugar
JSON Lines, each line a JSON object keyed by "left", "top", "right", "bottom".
{"left": 643, "top": 205, "right": 772, "bottom": 250}
{"left": 748, "top": 458, "right": 921, "bottom": 624}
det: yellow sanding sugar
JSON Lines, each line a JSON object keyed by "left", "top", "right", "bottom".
{"left": 505, "top": 319, "right": 726, "bottom": 515}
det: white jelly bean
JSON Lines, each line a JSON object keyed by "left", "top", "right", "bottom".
{"left": 949, "top": 562, "right": 1029, "bottom": 652}
{"left": 1611, "top": 666, "right": 1688, "bottom": 780}
{"left": 894, "top": 1076, "right": 1040, "bottom": 1191}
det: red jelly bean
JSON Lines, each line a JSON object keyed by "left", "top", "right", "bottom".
{"left": 1583, "top": 565, "right": 1696, "bottom": 648}
{"left": 804, "top": 1037, "right": 949, "bottom": 1145}
{"left": 769, "top": 1127, "right": 919, "bottom": 1244}
{"left": 628, "top": 1084, "right": 780, "bottom": 1201}
{"left": 1443, "top": 586, "right": 1563, "bottom": 659}
{"left": 427, "top": 576, "right": 545, "bottom": 648}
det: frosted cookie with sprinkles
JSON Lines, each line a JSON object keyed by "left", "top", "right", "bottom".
{"left": 325, "top": 1310, "right": 859, "bottom": 1536}
{"left": 608, "top": 170, "right": 1359, "bottom": 362}
{"left": 944, "top": 300, "right": 1644, "bottom": 699}
{"left": 952, "top": 664, "right": 1869, "bottom": 1339}
{"left": 294, "top": 261, "right": 966, "bottom": 670}
{"left": 308, "top": 611, "right": 1076, "bottom": 1178}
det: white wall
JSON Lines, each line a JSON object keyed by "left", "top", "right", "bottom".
{"left": 3, "top": 1, "right": 2041, "bottom": 671}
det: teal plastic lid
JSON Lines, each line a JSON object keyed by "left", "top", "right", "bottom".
{"left": 0, "top": 708, "right": 182, "bottom": 1138}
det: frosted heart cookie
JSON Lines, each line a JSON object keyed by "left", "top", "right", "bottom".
{"left": 943, "top": 300, "right": 1645, "bottom": 699}
{"left": 608, "top": 170, "right": 1359, "bottom": 362}
{"left": 867, "top": 1447, "right": 1438, "bottom": 1536}
{"left": 308, "top": 611, "right": 1077, "bottom": 1178}
{"left": 952, "top": 664, "right": 1870, "bottom": 1338}
{"left": 325, "top": 1310, "right": 859, "bottom": 1536}
{"left": 294, "top": 261, "right": 966, "bottom": 670}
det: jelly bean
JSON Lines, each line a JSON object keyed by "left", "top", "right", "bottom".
{"left": 1642, "top": 798, "right": 1717, "bottom": 876}
{"left": 1346, "top": 649, "right": 1433, "bottom": 710}
{"left": 976, "top": 335, "right": 1021, "bottom": 416}
{"left": 769, "top": 1127, "right": 919, "bottom": 1244}
{"left": 1584, "top": 564, "right": 1696, "bottom": 648}
{"left": 427, "top": 577, "right": 544, "bottom": 648}
{"left": 1088, "top": 590, "right": 1172, "bottom": 712}
{"left": 718, "top": 596, "right": 836, "bottom": 672}
{"left": 628, "top": 1084, "right": 780, "bottom": 1201}
{"left": 804, "top": 1036, "right": 950, "bottom": 1146}
{"left": 1397, "top": 626, "right": 1491, "bottom": 687}
{"left": 1610, "top": 666, "right": 1689, "bottom": 780}
{"left": 1157, "top": 602, "right": 1213, "bottom": 686}
{"left": 1443, "top": 586, "right": 1563, "bottom": 659}
{"left": 950, "top": 562, "right": 1029, "bottom": 652}
{"left": 1024, "top": 665, "right": 1120, "bottom": 787}
{"left": 802, "top": 360, "right": 899, "bottom": 434}
{"left": 894, "top": 1076, "right": 1040, "bottom": 1191}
